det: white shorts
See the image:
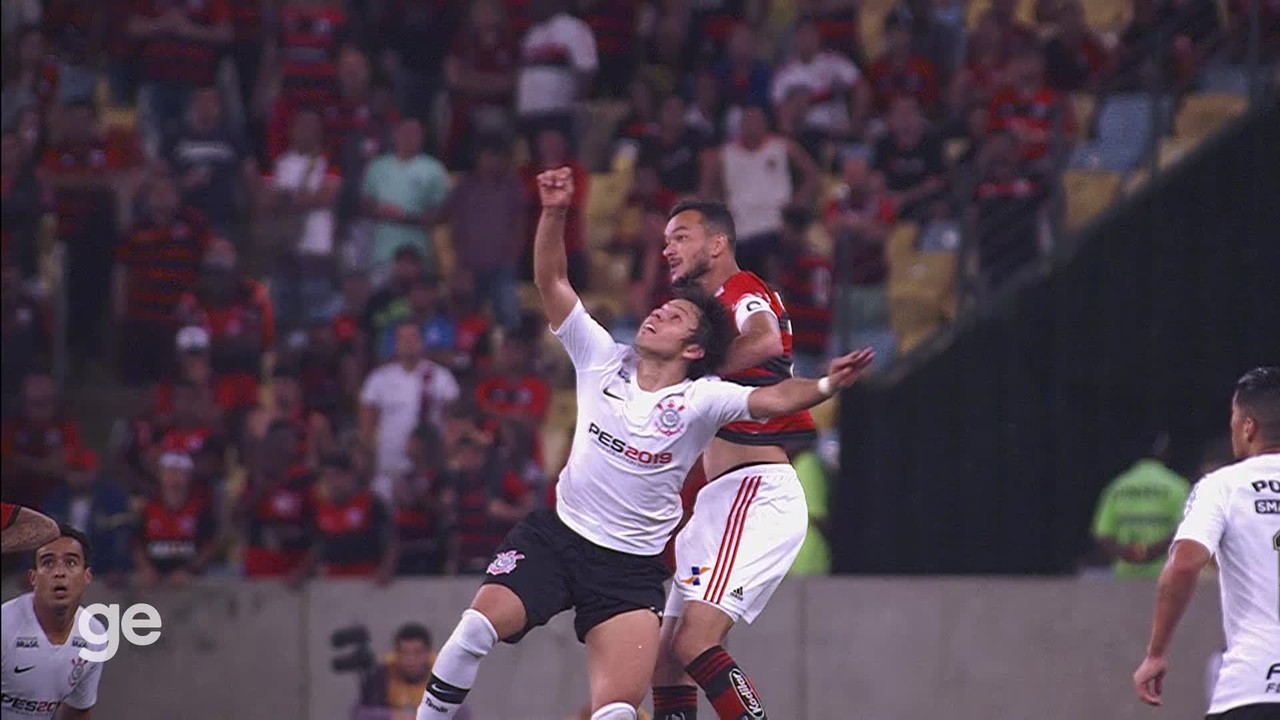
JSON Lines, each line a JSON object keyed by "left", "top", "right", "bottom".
{"left": 664, "top": 463, "right": 808, "bottom": 624}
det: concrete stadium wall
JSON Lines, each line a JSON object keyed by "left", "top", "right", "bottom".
{"left": 1, "top": 576, "right": 1225, "bottom": 720}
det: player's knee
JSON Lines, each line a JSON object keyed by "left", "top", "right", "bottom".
{"left": 590, "top": 701, "right": 637, "bottom": 720}
{"left": 671, "top": 623, "right": 722, "bottom": 667}
{"left": 447, "top": 608, "right": 499, "bottom": 659}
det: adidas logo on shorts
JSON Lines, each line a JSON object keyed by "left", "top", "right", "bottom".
{"left": 729, "top": 587, "right": 744, "bottom": 601}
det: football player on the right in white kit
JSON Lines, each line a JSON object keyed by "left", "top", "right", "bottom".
{"left": 2, "top": 525, "right": 106, "bottom": 720}
{"left": 1134, "top": 366, "right": 1280, "bottom": 719}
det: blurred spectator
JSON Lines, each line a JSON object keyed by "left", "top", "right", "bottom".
{"left": 157, "top": 380, "right": 226, "bottom": 498}
{"left": 1090, "top": 438, "right": 1190, "bottom": 579}
{"left": 444, "top": 136, "right": 527, "bottom": 331}
{"left": 474, "top": 319, "right": 551, "bottom": 442}
{"left": 1, "top": 26, "right": 59, "bottom": 130}
{"left": 176, "top": 240, "right": 276, "bottom": 422}
{"left": 12, "top": 106, "right": 44, "bottom": 162}
{"left": 294, "top": 320, "right": 364, "bottom": 433}
{"left": 685, "top": 65, "right": 726, "bottom": 144}
{"left": 440, "top": 431, "right": 532, "bottom": 575}
{"left": 376, "top": 277, "right": 455, "bottom": 364}
{"left": 267, "top": 47, "right": 390, "bottom": 165}
{"left": 40, "top": 99, "right": 143, "bottom": 362}
{"left": 1227, "top": 0, "right": 1280, "bottom": 63}
{"left": 42, "top": 447, "right": 134, "bottom": 585}
{"left": 127, "top": 0, "right": 232, "bottom": 151}
{"left": 40, "top": 1, "right": 100, "bottom": 106}
{"left": 1, "top": 372, "right": 83, "bottom": 508}
{"left": 1197, "top": 435, "right": 1235, "bottom": 477}
{"left": 375, "top": 0, "right": 463, "bottom": 130}
{"left": 302, "top": 451, "right": 398, "bottom": 584}
{"left": 0, "top": 261, "right": 50, "bottom": 411}
{"left": 240, "top": 418, "right": 315, "bottom": 578}
{"left": 1042, "top": 0, "right": 1108, "bottom": 92}
{"left": 578, "top": 0, "right": 639, "bottom": 98}
{"left": 702, "top": 103, "right": 820, "bottom": 281}
{"left": 245, "top": 365, "right": 336, "bottom": 471}
{"left": 791, "top": 0, "right": 866, "bottom": 65}
{"left": 393, "top": 425, "right": 449, "bottom": 575}
{"left": 622, "top": 203, "right": 673, "bottom": 334}
{"left": 260, "top": 108, "right": 341, "bottom": 335}
{"left": 714, "top": 23, "right": 773, "bottom": 121}
{"left": 133, "top": 451, "right": 217, "bottom": 588}
{"left": 442, "top": 0, "right": 519, "bottom": 170}
{"left": 267, "top": 0, "right": 348, "bottom": 112}
{"left": 360, "top": 322, "right": 461, "bottom": 502}
{"left": 787, "top": 442, "right": 831, "bottom": 576}
{"left": 443, "top": 272, "right": 494, "bottom": 379}
{"left": 867, "top": 13, "right": 940, "bottom": 117}
{"left": 612, "top": 77, "right": 660, "bottom": 156}
{"left": 357, "top": 624, "right": 447, "bottom": 717}
{"left": 776, "top": 207, "right": 833, "bottom": 379}
{"left": 685, "top": 0, "right": 768, "bottom": 63}
{"left": 227, "top": 0, "right": 266, "bottom": 132}
{"left": 981, "top": 0, "right": 1038, "bottom": 61}
{"left": 0, "top": 129, "right": 46, "bottom": 281}
{"left": 988, "top": 46, "right": 1076, "bottom": 169}
{"left": 771, "top": 15, "right": 871, "bottom": 150}
{"left": 164, "top": 86, "right": 252, "bottom": 242}
{"left": 956, "top": 12, "right": 1010, "bottom": 108}
{"left": 873, "top": 95, "right": 948, "bottom": 222}
{"left": 520, "top": 128, "right": 589, "bottom": 288}
{"left": 823, "top": 154, "right": 897, "bottom": 362}
{"left": 361, "top": 118, "right": 449, "bottom": 285}
{"left": 113, "top": 173, "right": 214, "bottom": 388}
{"left": 965, "top": 131, "right": 1050, "bottom": 295}
{"left": 886, "top": 0, "right": 958, "bottom": 83}
{"left": 515, "top": 0, "right": 598, "bottom": 156}
{"left": 364, "top": 246, "right": 425, "bottom": 350}
{"left": 639, "top": 95, "right": 707, "bottom": 196}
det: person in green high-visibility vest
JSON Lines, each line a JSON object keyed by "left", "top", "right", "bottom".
{"left": 1090, "top": 434, "right": 1190, "bottom": 579}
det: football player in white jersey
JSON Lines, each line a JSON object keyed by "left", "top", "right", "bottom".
{"left": 417, "top": 168, "right": 873, "bottom": 720}
{"left": 2, "top": 525, "right": 107, "bottom": 719}
{"left": 1134, "top": 366, "right": 1280, "bottom": 719}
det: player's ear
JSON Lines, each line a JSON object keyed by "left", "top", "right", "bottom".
{"left": 681, "top": 342, "right": 707, "bottom": 363}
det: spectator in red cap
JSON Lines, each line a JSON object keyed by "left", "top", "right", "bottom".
{"left": 133, "top": 451, "right": 218, "bottom": 588}
{"left": 42, "top": 448, "right": 134, "bottom": 585}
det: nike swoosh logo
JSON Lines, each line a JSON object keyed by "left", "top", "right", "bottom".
{"left": 602, "top": 387, "right": 624, "bottom": 401}
{"left": 14, "top": 666, "right": 34, "bottom": 673}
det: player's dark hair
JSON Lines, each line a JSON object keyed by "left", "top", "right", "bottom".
{"left": 668, "top": 199, "right": 737, "bottom": 247}
{"left": 31, "top": 524, "right": 92, "bottom": 569}
{"left": 1234, "top": 366, "right": 1280, "bottom": 442}
{"left": 394, "top": 623, "right": 433, "bottom": 648}
{"left": 678, "top": 290, "right": 734, "bottom": 380}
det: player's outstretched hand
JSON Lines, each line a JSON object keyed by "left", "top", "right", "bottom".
{"left": 537, "top": 167, "right": 575, "bottom": 208}
{"left": 1133, "top": 655, "right": 1167, "bottom": 706}
{"left": 826, "top": 348, "right": 875, "bottom": 391}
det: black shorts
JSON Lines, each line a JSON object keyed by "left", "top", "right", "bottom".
{"left": 481, "top": 509, "right": 669, "bottom": 644}
{"left": 1206, "top": 703, "right": 1280, "bottom": 720}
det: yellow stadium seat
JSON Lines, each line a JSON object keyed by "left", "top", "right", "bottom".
{"left": 1123, "top": 136, "right": 1200, "bottom": 193}
{"left": 1174, "top": 93, "right": 1248, "bottom": 139}
{"left": 859, "top": 0, "right": 900, "bottom": 58}
{"left": 886, "top": 222, "right": 956, "bottom": 354}
{"left": 1080, "top": 0, "right": 1132, "bottom": 31}
{"left": 1061, "top": 169, "right": 1121, "bottom": 231}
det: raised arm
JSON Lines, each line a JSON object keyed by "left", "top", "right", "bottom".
{"left": 1, "top": 504, "right": 60, "bottom": 554}
{"left": 720, "top": 311, "right": 785, "bottom": 377}
{"left": 533, "top": 167, "right": 583, "bottom": 329}
{"left": 747, "top": 349, "right": 874, "bottom": 418}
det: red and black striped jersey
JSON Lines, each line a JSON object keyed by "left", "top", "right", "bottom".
{"left": 778, "top": 253, "right": 833, "bottom": 356}
{"left": 714, "top": 271, "right": 816, "bottom": 446}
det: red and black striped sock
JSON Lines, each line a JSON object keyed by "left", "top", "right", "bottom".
{"left": 652, "top": 685, "right": 699, "bottom": 719}
{"left": 685, "top": 646, "right": 767, "bottom": 719}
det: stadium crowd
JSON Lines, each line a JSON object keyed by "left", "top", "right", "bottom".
{"left": 0, "top": 0, "right": 1257, "bottom": 592}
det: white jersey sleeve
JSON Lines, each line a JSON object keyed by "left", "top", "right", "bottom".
{"left": 1174, "top": 474, "right": 1229, "bottom": 556}
{"left": 552, "top": 301, "right": 622, "bottom": 370}
{"left": 732, "top": 293, "right": 776, "bottom": 330}
{"left": 691, "top": 378, "right": 756, "bottom": 428}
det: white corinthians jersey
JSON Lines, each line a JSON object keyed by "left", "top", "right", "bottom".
{"left": 1, "top": 594, "right": 105, "bottom": 719}
{"left": 553, "top": 301, "right": 757, "bottom": 555}
{"left": 1175, "top": 452, "right": 1280, "bottom": 714}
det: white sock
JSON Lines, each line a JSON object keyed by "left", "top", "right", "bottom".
{"left": 591, "top": 702, "right": 638, "bottom": 720}
{"left": 417, "top": 609, "right": 498, "bottom": 719}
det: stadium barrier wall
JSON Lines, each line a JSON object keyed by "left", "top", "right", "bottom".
{"left": 834, "top": 97, "right": 1280, "bottom": 575}
{"left": 2, "top": 576, "right": 1226, "bottom": 720}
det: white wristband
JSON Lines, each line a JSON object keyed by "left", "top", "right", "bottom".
{"left": 817, "top": 376, "right": 834, "bottom": 397}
